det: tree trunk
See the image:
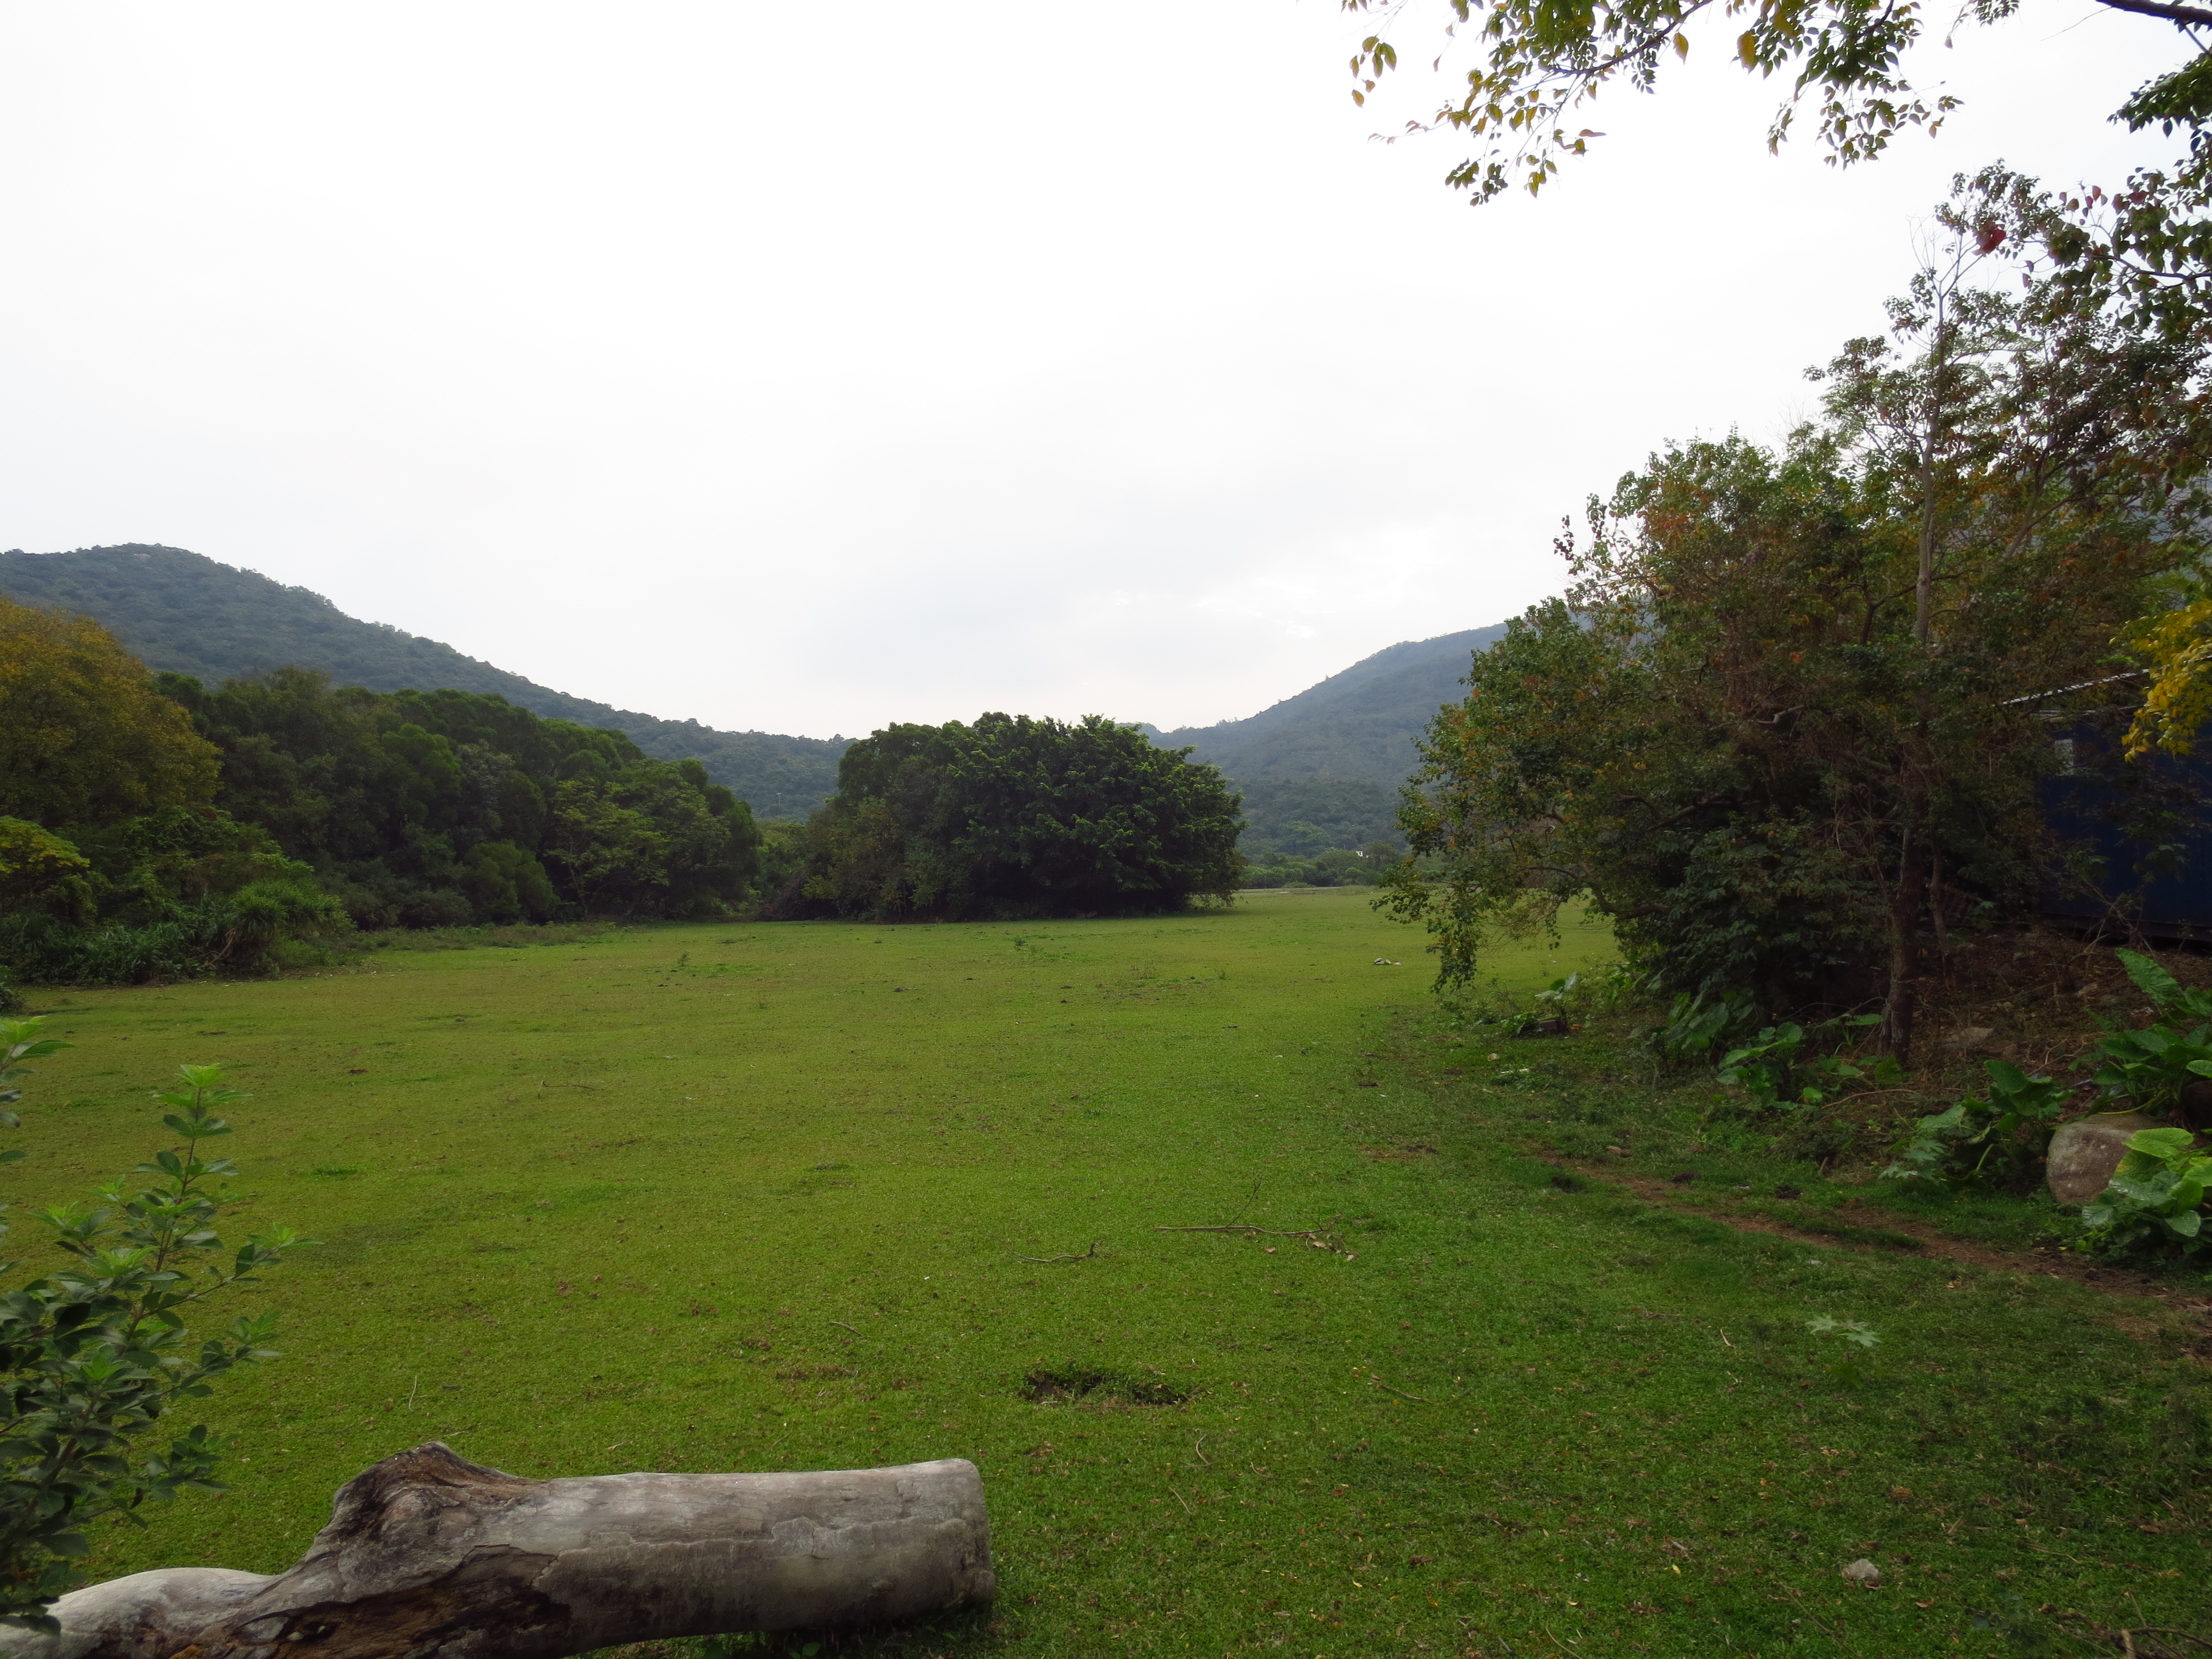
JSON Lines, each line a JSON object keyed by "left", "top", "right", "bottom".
{"left": 1, "top": 1444, "right": 994, "bottom": 1659}
{"left": 1880, "top": 824, "right": 1925, "bottom": 1061}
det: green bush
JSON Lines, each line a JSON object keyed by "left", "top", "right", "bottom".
{"left": 2080, "top": 1126, "right": 2212, "bottom": 1257}
{"left": 2087, "top": 949, "right": 2212, "bottom": 1118}
{"left": 1239, "top": 844, "right": 1396, "bottom": 890}
{"left": 1712, "top": 1015, "right": 1899, "bottom": 1111}
{"left": 1882, "top": 1060, "right": 2070, "bottom": 1191}
{"left": 458, "top": 841, "right": 561, "bottom": 925}
{"left": 0, "top": 1021, "right": 302, "bottom": 1628}
{"left": 1639, "top": 987, "right": 1760, "bottom": 1066}
{"left": 0, "top": 879, "right": 349, "bottom": 986}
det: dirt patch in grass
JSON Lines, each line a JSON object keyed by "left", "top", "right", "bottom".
{"left": 1021, "top": 1366, "right": 1189, "bottom": 1408}
{"left": 1359, "top": 1143, "right": 1438, "bottom": 1162}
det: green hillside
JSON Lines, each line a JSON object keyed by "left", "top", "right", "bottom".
{"left": 1, "top": 543, "right": 1507, "bottom": 853}
{"left": 1147, "top": 624, "right": 1508, "bottom": 850}
{"left": 0, "top": 545, "right": 848, "bottom": 820}
{"left": 1153, "top": 623, "right": 1507, "bottom": 779}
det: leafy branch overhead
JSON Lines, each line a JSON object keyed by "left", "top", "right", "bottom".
{"left": 1343, "top": 0, "right": 2212, "bottom": 203}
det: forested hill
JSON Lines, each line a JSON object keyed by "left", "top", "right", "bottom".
{"left": 0, "top": 544, "right": 848, "bottom": 820}
{"left": 1150, "top": 624, "right": 1508, "bottom": 779}
{"left": 1141, "top": 624, "right": 1508, "bottom": 854}
{"left": 1, "top": 543, "right": 1509, "bottom": 848}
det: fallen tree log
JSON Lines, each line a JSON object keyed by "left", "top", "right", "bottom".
{"left": 3, "top": 1443, "right": 994, "bottom": 1659}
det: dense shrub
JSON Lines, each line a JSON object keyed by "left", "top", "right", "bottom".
{"left": 161, "top": 668, "right": 760, "bottom": 929}
{"left": 1239, "top": 843, "right": 1399, "bottom": 889}
{"left": 0, "top": 879, "right": 349, "bottom": 985}
{"left": 0, "top": 638, "right": 766, "bottom": 982}
{"left": 1384, "top": 255, "right": 2209, "bottom": 1049}
{"left": 776, "top": 713, "right": 1241, "bottom": 921}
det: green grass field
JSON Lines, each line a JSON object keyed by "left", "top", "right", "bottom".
{"left": 15, "top": 890, "right": 2206, "bottom": 1658}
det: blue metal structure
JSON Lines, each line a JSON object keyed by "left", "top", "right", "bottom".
{"left": 2038, "top": 725, "right": 2212, "bottom": 940}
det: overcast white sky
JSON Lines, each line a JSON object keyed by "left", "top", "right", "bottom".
{"left": 0, "top": 2, "right": 2184, "bottom": 738}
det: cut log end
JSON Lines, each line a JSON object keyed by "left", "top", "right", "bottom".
{"left": 8, "top": 1446, "right": 993, "bottom": 1659}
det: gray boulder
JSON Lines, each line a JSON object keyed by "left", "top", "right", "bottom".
{"left": 2046, "top": 1112, "right": 2162, "bottom": 1206}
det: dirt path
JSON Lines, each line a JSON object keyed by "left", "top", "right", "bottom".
{"left": 1544, "top": 1153, "right": 2212, "bottom": 1354}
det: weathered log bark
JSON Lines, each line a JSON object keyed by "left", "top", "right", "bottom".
{"left": 3, "top": 1444, "right": 994, "bottom": 1659}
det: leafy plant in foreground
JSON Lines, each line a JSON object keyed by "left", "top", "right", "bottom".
{"left": 2088, "top": 950, "right": 2212, "bottom": 1119}
{"left": 0, "top": 1020, "right": 304, "bottom": 1629}
{"left": 2079, "top": 1127, "right": 2212, "bottom": 1257}
{"left": 1640, "top": 988, "right": 1759, "bottom": 1067}
{"left": 1883, "top": 1060, "right": 2070, "bottom": 1191}
{"left": 1531, "top": 972, "right": 1579, "bottom": 1015}
{"left": 0, "top": 1024, "right": 57, "bottom": 1167}
{"left": 1454, "top": 1005, "right": 1546, "bottom": 1037}
{"left": 1716, "top": 1016, "right": 1900, "bottom": 1111}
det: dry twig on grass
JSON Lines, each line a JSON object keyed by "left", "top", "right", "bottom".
{"left": 1156, "top": 1223, "right": 1350, "bottom": 1255}
{"left": 1019, "top": 1240, "right": 1104, "bottom": 1264}
{"left": 1366, "top": 1375, "right": 1432, "bottom": 1405}
{"left": 2125, "top": 1633, "right": 2212, "bottom": 1658}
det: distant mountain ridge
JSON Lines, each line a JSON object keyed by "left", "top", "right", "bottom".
{"left": 0, "top": 545, "right": 849, "bottom": 820}
{"left": 1140, "top": 624, "right": 1507, "bottom": 852}
{"left": 0, "top": 543, "right": 1507, "bottom": 847}
{"left": 1148, "top": 623, "right": 1507, "bottom": 780}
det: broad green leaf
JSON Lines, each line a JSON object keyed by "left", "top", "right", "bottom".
{"left": 2116, "top": 948, "right": 2184, "bottom": 1011}
{"left": 2124, "top": 1126, "right": 2199, "bottom": 1165}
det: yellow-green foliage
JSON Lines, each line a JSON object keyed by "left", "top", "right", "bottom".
{"left": 0, "top": 819, "right": 90, "bottom": 916}
{"left": 2124, "top": 592, "right": 2212, "bottom": 758}
{"left": 16, "top": 892, "right": 2204, "bottom": 1654}
{"left": 0, "top": 598, "right": 218, "bottom": 829}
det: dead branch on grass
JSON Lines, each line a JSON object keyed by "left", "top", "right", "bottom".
{"left": 1366, "top": 1375, "right": 1433, "bottom": 1405}
{"left": 1156, "top": 1224, "right": 1350, "bottom": 1255}
{"left": 1, "top": 1443, "right": 992, "bottom": 1659}
{"left": 1019, "top": 1240, "right": 1104, "bottom": 1263}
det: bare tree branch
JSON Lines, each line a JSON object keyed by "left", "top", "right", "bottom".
{"left": 2090, "top": 0, "right": 2212, "bottom": 27}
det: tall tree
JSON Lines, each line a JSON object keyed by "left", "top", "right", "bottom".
{"left": 1382, "top": 246, "right": 2210, "bottom": 1051}
{"left": 782, "top": 715, "right": 1242, "bottom": 921}
{"left": 158, "top": 671, "right": 757, "bottom": 927}
{"left": 0, "top": 598, "right": 217, "bottom": 830}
